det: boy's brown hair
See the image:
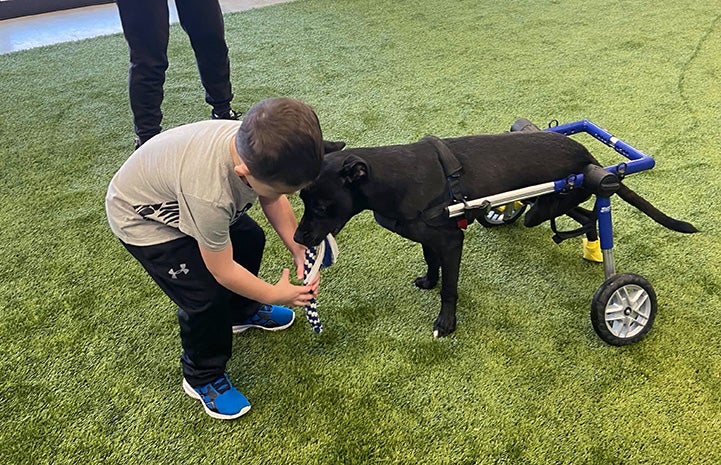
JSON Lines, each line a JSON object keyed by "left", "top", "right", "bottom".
{"left": 235, "top": 98, "right": 324, "bottom": 188}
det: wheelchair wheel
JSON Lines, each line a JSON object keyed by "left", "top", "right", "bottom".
{"left": 591, "top": 273, "right": 657, "bottom": 346}
{"left": 477, "top": 201, "right": 527, "bottom": 227}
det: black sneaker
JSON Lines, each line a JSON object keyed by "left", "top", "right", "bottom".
{"left": 211, "top": 109, "right": 240, "bottom": 120}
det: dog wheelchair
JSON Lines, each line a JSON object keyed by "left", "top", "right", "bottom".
{"left": 448, "top": 119, "right": 659, "bottom": 346}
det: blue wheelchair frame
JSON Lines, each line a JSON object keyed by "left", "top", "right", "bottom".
{"left": 447, "top": 119, "right": 655, "bottom": 280}
{"left": 545, "top": 120, "right": 655, "bottom": 279}
{"left": 446, "top": 120, "right": 661, "bottom": 345}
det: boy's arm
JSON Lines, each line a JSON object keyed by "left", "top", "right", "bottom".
{"left": 198, "top": 243, "right": 316, "bottom": 307}
{"left": 258, "top": 195, "right": 308, "bottom": 280}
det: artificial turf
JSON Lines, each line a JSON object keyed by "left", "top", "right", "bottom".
{"left": 1, "top": 0, "right": 720, "bottom": 463}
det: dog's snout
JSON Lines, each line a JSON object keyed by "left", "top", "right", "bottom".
{"left": 293, "top": 228, "right": 309, "bottom": 246}
{"left": 294, "top": 224, "right": 328, "bottom": 248}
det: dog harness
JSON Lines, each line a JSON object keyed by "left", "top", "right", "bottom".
{"left": 420, "top": 136, "right": 481, "bottom": 229}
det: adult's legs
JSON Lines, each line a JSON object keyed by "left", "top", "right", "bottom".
{"left": 175, "top": 0, "right": 234, "bottom": 114}
{"left": 116, "top": 0, "right": 170, "bottom": 144}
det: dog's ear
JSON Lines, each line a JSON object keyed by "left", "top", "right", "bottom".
{"left": 339, "top": 155, "right": 368, "bottom": 185}
{"left": 323, "top": 140, "right": 346, "bottom": 154}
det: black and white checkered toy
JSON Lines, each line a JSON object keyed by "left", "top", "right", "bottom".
{"left": 302, "top": 234, "right": 338, "bottom": 333}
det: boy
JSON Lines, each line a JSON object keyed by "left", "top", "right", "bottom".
{"left": 106, "top": 98, "right": 323, "bottom": 420}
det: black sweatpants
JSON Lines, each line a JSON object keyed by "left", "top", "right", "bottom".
{"left": 116, "top": 0, "right": 234, "bottom": 142}
{"left": 122, "top": 215, "right": 264, "bottom": 387}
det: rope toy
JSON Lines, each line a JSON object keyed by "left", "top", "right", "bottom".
{"left": 302, "top": 234, "right": 338, "bottom": 333}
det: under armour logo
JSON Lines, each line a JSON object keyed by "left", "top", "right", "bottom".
{"left": 168, "top": 264, "right": 189, "bottom": 279}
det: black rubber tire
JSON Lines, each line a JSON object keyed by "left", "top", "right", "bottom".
{"left": 591, "top": 273, "right": 657, "bottom": 346}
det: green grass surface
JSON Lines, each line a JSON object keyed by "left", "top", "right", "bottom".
{"left": 1, "top": 0, "right": 721, "bottom": 463}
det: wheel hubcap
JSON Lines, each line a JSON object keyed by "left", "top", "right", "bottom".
{"left": 484, "top": 201, "right": 524, "bottom": 224}
{"left": 604, "top": 284, "right": 651, "bottom": 338}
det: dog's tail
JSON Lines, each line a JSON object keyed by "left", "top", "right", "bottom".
{"left": 616, "top": 183, "right": 698, "bottom": 233}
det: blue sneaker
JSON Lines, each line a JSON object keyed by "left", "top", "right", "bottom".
{"left": 232, "top": 304, "right": 295, "bottom": 334}
{"left": 182, "top": 375, "right": 250, "bottom": 420}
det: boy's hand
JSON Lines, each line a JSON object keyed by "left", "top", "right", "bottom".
{"left": 273, "top": 269, "right": 318, "bottom": 307}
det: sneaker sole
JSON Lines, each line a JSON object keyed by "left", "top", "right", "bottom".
{"left": 182, "top": 378, "right": 251, "bottom": 420}
{"left": 232, "top": 311, "right": 295, "bottom": 334}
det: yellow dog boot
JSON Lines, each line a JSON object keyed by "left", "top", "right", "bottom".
{"left": 582, "top": 238, "right": 603, "bottom": 263}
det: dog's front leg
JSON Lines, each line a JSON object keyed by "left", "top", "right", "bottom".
{"left": 414, "top": 244, "right": 440, "bottom": 289}
{"left": 433, "top": 232, "right": 464, "bottom": 338}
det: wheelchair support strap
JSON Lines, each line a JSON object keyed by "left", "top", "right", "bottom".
{"left": 422, "top": 135, "right": 479, "bottom": 229}
{"left": 423, "top": 136, "right": 465, "bottom": 204}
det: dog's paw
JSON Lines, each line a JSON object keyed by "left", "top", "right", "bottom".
{"left": 414, "top": 275, "right": 438, "bottom": 290}
{"left": 432, "top": 316, "right": 456, "bottom": 338}
{"left": 432, "top": 327, "right": 453, "bottom": 338}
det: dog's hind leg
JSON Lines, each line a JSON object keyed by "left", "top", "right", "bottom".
{"left": 414, "top": 244, "right": 440, "bottom": 289}
{"left": 565, "top": 206, "right": 603, "bottom": 262}
{"left": 556, "top": 206, "right": 603, "bottom": 263}
{"left": 524, "top": 189, "right": 592, "bottom": 228}
{"left": 433, "top": 231, "right": 464, "bottom": 338}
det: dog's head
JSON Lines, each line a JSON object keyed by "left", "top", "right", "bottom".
{"left": 294, "top": 153, "right": 369, "bottom": 247}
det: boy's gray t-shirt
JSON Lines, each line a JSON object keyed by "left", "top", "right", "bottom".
{"left": 105, "top": 120, "right": 258, "bottom": 250}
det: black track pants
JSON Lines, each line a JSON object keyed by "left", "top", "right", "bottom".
{"left": 116, "top": 0, "right": 233, "bottom": 142}
{"left": 121, "top": 215, "right": 264, "bottom": 386}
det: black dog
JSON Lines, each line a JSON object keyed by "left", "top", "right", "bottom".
{"left": 294, "top": 130, "right": 697, "bottom": 337}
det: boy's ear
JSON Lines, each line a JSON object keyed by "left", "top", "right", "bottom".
{"left": 339, "top": 155, "right": 368, "bottom": 185}
{"left": 323, "top": 140, "right": 346, "bottom": 154}
{"left": 234, "top": 160, "right": 250, "bottom": 177}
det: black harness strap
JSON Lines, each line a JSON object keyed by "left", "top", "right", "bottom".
{"left": 422, "top": 135, "right": 466, "bottom": 204}
{"left": 420, "top": 136, "right": 480, "bottom": 229}
{"left": 550, "top": 207, "right": 598, "bottom": 244}
{"left": 550, "top": 218, "right": 597, "bottom": 243}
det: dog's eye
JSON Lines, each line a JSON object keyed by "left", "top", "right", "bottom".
{"left": 314, "top": 204, "right": 329, "bottom": 216}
